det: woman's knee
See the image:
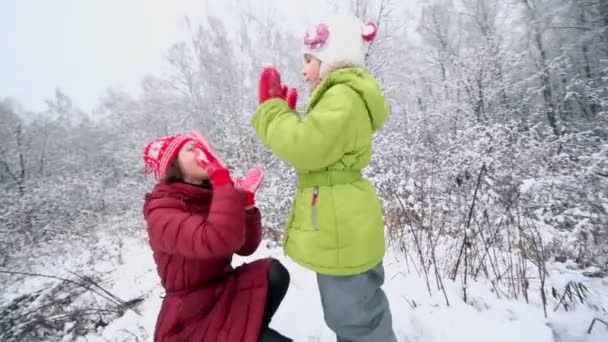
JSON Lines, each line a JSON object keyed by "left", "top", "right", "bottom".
{"left": 268, "top": 259, "right": 290, "bottom": 290}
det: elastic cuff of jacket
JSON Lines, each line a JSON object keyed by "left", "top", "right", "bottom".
{"left": 244, "top": 192, "right": 255, "bottom": 206}
{"left": 259, "top": 97, "right": 289, "bottom": 109}
{"left": 245, "top": 207, "right": 259, "bottom": 214}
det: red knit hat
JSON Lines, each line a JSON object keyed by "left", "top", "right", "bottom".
{"left": 143, "top": 134, "right": 193, "bottom": 180}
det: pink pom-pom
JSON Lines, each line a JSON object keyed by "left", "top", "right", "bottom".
{"left": 304, "top": 23, "right": 330, "bottom": 50}
{"left": 362, "top": 22, "right": 377, "bottom": 42}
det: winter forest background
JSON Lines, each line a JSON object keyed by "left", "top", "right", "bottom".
{"left": 1, "top": 0, "right": 607, "bottom": 341}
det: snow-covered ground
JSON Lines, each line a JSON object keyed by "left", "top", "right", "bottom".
{"left": 3, "top": 233, "right": 606, "bottom": 342}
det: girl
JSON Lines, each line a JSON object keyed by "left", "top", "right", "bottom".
{"left": 142, "top": 131, "right": 292, "bottom": 342}
{"left": 252, "top": 15, "right": 397, "bottom": 342}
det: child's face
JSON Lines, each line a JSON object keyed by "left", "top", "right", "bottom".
{"left": 177, "top": 141, "right": 209, "bottom": 184}
{"left": 303, "top": 54, "right": 321, "bottom": 91}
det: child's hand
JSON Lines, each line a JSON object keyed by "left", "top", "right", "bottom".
{"left": 235, "top": 167, "right": 264, "bottom": 207}
{"left": 286, "top": 87, "right": 298, "bottom": 110}
{"left": 258, "top": 67, "right": 298, "bottom": 110}
{"left": 259, "top": 67, "right": 284, "bottom": 104}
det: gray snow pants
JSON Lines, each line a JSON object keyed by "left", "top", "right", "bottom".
{"left": 316, "top": 262, "right": 398, "bottom": 342}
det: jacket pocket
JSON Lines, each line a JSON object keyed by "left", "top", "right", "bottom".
{"left": 311, "top": 185, "right": 319, "bottom": 230}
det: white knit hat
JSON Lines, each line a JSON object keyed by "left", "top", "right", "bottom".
{"left": 304, "top": 15, "right": 377, "bottom": 76}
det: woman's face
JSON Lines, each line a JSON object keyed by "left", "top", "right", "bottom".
{"left": 177, "top": 141, "right": 209, "bottom": 184}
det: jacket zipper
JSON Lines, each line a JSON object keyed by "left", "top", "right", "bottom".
{"left": 311, "top": 185, "right": 319, "bottom": 230}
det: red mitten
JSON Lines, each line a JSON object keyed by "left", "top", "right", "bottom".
{"left": 286, "top": 88, "right": 298, "bottom": 110}
{"left": 189, "top": 130, "right": 227, "bottom": 169}
{"left": 189, "top": 130, "right": 232, "bottom": 186}
{"left": 194, "top": 146, "right": 232, "bottom": 186}
{"left": 259, "top": 67, "right": 285, "bottom": 104}
{"left": 235, "top": 167, "right": 264, "bottom": 206}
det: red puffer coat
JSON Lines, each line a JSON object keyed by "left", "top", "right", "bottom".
{"left": 143, "top": 181, "right": 273, "bottom": 342}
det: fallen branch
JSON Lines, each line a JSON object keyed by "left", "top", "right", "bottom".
{"left": 0, "top": 269, "right": 143, "bottom": 316}
{"left": 68, "top": 271, "right": 142, "bottom": 315}
{"left": 587, "top": 318, "right": 608, "bottom": 334}
{"left": 402, "top": 296, "right": 417, "bottom": 310}
{"left": 553, "top": 281, "right": 590, "bottom": 312}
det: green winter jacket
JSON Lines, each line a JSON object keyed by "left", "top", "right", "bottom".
{"left": 252, "top": 67, "right": 388, "bottom": 275}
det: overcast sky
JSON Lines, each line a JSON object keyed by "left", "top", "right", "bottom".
{"left": 1, "top": 0, "right": 420, "bottom": 112}
{"left": 0, "top": 0, "right": 332, "bottom": 112}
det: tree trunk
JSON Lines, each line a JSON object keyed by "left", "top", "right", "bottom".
{"left": 522, "top": 0, "right": 559, "bottom": 136}
{"left": 600, "top": 1, "right": 608, "bottom": 58}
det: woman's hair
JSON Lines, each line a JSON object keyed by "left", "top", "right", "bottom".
{"left": 163, "top": 159, "right": 183, "bottom": 183}
{"left": 162, "top": 157, "right": 213, "bottom": 188}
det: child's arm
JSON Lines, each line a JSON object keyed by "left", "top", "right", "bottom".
{"left": 144, "top": 185, "right": 247, "bottom": 259}
{"left": 236, "top": 207, "right": 263, "bottom": 256}
{"left": 252, "top": 84, "right": 359, "bottom": 170}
